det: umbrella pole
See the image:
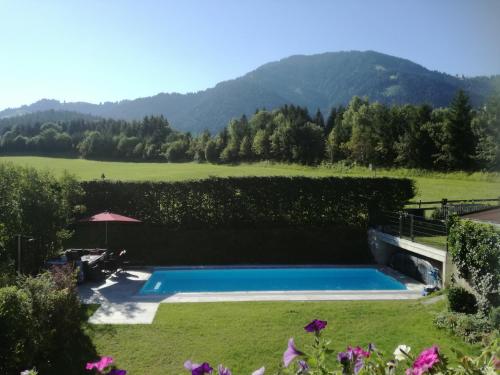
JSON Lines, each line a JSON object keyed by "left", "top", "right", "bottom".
{"left": 105, "top": 221, "right": 108, "bottom": 248}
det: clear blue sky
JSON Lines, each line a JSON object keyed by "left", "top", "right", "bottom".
{"left": 0, "top": 0, "right": 499, "bottom": 110}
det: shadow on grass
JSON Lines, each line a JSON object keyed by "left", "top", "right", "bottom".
{"left": 31, "top": 307, "right": 101, "bottom": 375}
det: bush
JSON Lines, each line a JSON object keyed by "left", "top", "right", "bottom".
{"left": 0, "top": 286, "right": 32, "bottom": 374}
{"left": 0, "top": 164, "right": 83, "bottom": 273}
{"left": 448, "top": 217, "right": 500, "bottom": 314}
{"left": 69, "top": 225, "right": 372, "bottom": 265}
{"left": 447, "top": 286, "right": 477, "bottom": 314}
{"left": 434, "top": 311, "right": 492, "bottom": 343}
{"left": 490, "top": 306, "right": 500, "bottom": 330}
{"left": 80, "top": 176, "right": 414, "bottom": 229}
{"left": 0, "top": 268, "right": 97, "bottom": 374}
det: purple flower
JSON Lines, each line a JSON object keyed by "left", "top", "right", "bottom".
{"left": 298, "top": 360, "right": 309, "bottom": 373}
{"left": 185, "top": 361, "right": 200, "bottom": 371}
{"left": 107, "top": 370, "right": 127, "bottom": 375}
{"left": 338, "top": 346, "right": 371, "bottom": 374}
{"left": 304, "top": 319, "right": 328, "bottom": 333}
{"left": 251, "top": 367, "right": 265, "bottom": 375}
{"left": 283, "top": 338, "right": 304, "bottom": 367}
{"left": 337, "top": 351, "right": 353, "bottom": 364}
{"left": 86, "top": 356, "right": 114, "bottom": 372}
{"left": 184, "top": 360, "right": 213, "bottom": 375}
{"left": 354, "top": 358, "right": 365, "bottom": 374}
{"left": 194, "top": 363, "right": 213, "bottom": 375}
{"left": 217, "top": 365, "right": 232, "bottom": 375}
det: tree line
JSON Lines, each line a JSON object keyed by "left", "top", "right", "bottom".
{"left": 0, "top": 90, "right": 498, "bottom": 171}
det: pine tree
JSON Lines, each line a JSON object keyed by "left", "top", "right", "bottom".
{"left": 313, "top": 109, "right": 325, "bottom": 129}
{"left": 438, "top": 90, "right": 476, "bottom": 170}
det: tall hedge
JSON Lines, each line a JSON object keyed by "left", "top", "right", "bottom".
{"left": 80, "top": 177, "right": 415, "bottom": 228}
{"left": 448, "top": 217, "right": 500, "bottom": 314}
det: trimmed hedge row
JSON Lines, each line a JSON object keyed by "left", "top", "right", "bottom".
{"left": 68, "top": 225, "right": 372, "bottom": 265}
{"left": 80, "top": 177, "right": 415, "bottom": 228}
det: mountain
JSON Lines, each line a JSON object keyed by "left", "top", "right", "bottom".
{"left": 1, "top": 51, "right": 499, "bottom": 133}
{"left": 0, "top": 109, "right": 102, "bottom": 130}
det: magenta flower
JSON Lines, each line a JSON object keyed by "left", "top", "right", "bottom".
{"left": 86, "top": 356, "right": 114, "bottom": 372}
{"left": 304, "top": 319, "right": 327, "bottom": 333}
{"left": 251, "top": 367, "right": 265, "bottom": 375}
{"left": 217, "top": 364, "right": 232, "bottom": 375}
{"left": 184, "top": 361, "right": 213, "bottom": 375}
{"left": 406, "top": 346, "right": 440, "bottom": 375}
{"left": 283, "top": 338, "right": 304, "bottom": 367}
{"left": 352, "top": 346, "right": 370, "bottom": 358}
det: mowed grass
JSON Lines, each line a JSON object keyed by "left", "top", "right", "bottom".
{"left": 2, "top": 156, "right": 499, "bottom": 201}
{"left": 86, "top": 300, "right": 477, "bottom": 375}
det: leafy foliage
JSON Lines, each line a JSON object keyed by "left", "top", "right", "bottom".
{"left": 0, "top": 268, "right": 96, "bottom": 374}
{"left": 434, "top": 311, "right": 493, "bottom": 344}
{"left": 0, "top": 163, "right": 83, "bottom": 273}
{"left": 178, "top": 319, "right": 498, "bottom": 375}
{"left": 448, "top": 217, "right": 500, "bottom": 315}
{"left": 80, "top": 176, "right": 414, "bottom": 228}
{"left": 447, "top": 286, "right": 477, "bottom": 314}
{"left": 2, "top": 92, "right": 499, "bottom": 171}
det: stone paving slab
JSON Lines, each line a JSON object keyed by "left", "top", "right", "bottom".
{"left": 159, "top": 290, "right": 421, "bottom": 303}
{"left": 88, "top": 302, "right": 159, "bottom": 324}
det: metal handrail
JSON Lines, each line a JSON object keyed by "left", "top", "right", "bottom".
{"left": 407, "top": 197, "right": 500, "bottom": 207}
{"left": 377, "top": 211, "right": 447, "bottom": 250}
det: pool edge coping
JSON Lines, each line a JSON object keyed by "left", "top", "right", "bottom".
{"left": 131, "top": 264, "right": 423, "bottom": 302}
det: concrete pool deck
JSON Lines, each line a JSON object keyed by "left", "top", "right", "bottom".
{"left": 79, "top": 266, "right": 424, "bottom": 324}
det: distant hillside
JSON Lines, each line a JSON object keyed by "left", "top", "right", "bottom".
{"left": 1, "top": 51, "right": 499, "bottom": 133}
{"left": 0, "top": 109, "right": 101, "bottom": 130}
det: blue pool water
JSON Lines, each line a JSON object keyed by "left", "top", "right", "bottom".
{"left": 139, "top": 267, "right": 406, "bottom": 295}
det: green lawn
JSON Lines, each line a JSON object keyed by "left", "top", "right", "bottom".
{"left": 1, "top": 156, "right": 499, "bottom": 201}
{"left": 86, "top": 300, "right": 477, "bottom": 375}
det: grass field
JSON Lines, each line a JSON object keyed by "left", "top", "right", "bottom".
{"left": 86, "top": 300, "right": 477, "bottom": 375}
{"left": 2, "top": 156, "right": 499, "bottom": 201}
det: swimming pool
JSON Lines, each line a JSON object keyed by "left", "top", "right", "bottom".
{"left": 139, "top": 267, "right": 407, "bottom": 295}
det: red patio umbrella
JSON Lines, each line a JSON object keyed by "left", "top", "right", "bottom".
{"left": 80, "top": 211, "right": 141, "bottom": 247}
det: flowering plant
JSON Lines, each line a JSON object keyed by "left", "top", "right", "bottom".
{"left": 85, "top": 320, "right": 498, "bottom": 375}
{"left": 85, "top": 356, "right": 126, "bottom": 375}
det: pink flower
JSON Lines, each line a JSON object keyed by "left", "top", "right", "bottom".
{"left": 352, "top": 346, "right": 370, "bottom": 358}
{"left": 406, "top": 346, "right": 440, "bottom": 375}
{"left": 494, "top": 357, "right": 500, "bottom": 370}
{"left": 85, "top": 356, "right": 114, "bottom": 372}
{"left": 251, "top": 367, "right": 265, "bottom": 375}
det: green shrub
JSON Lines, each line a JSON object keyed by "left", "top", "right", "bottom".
{"left": 434, "top": 311, "right": 492, "bottom": 343}
{"left": 448, "top": 217, "right": 500, "bottom": 314}
{"left": 0, "top": 286, "right": 33, "bottom": 374}
{"left": 490, "top": 306, "right": 500, "bottom": 330}
{"left": 447, "top": 286, "right": 477, "bottom": 314}
{"left": 0, "top": 268, "right": 96, "bottom": 374}
{"left": 0, "top": 164, "right": 83, "bottom": 273}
